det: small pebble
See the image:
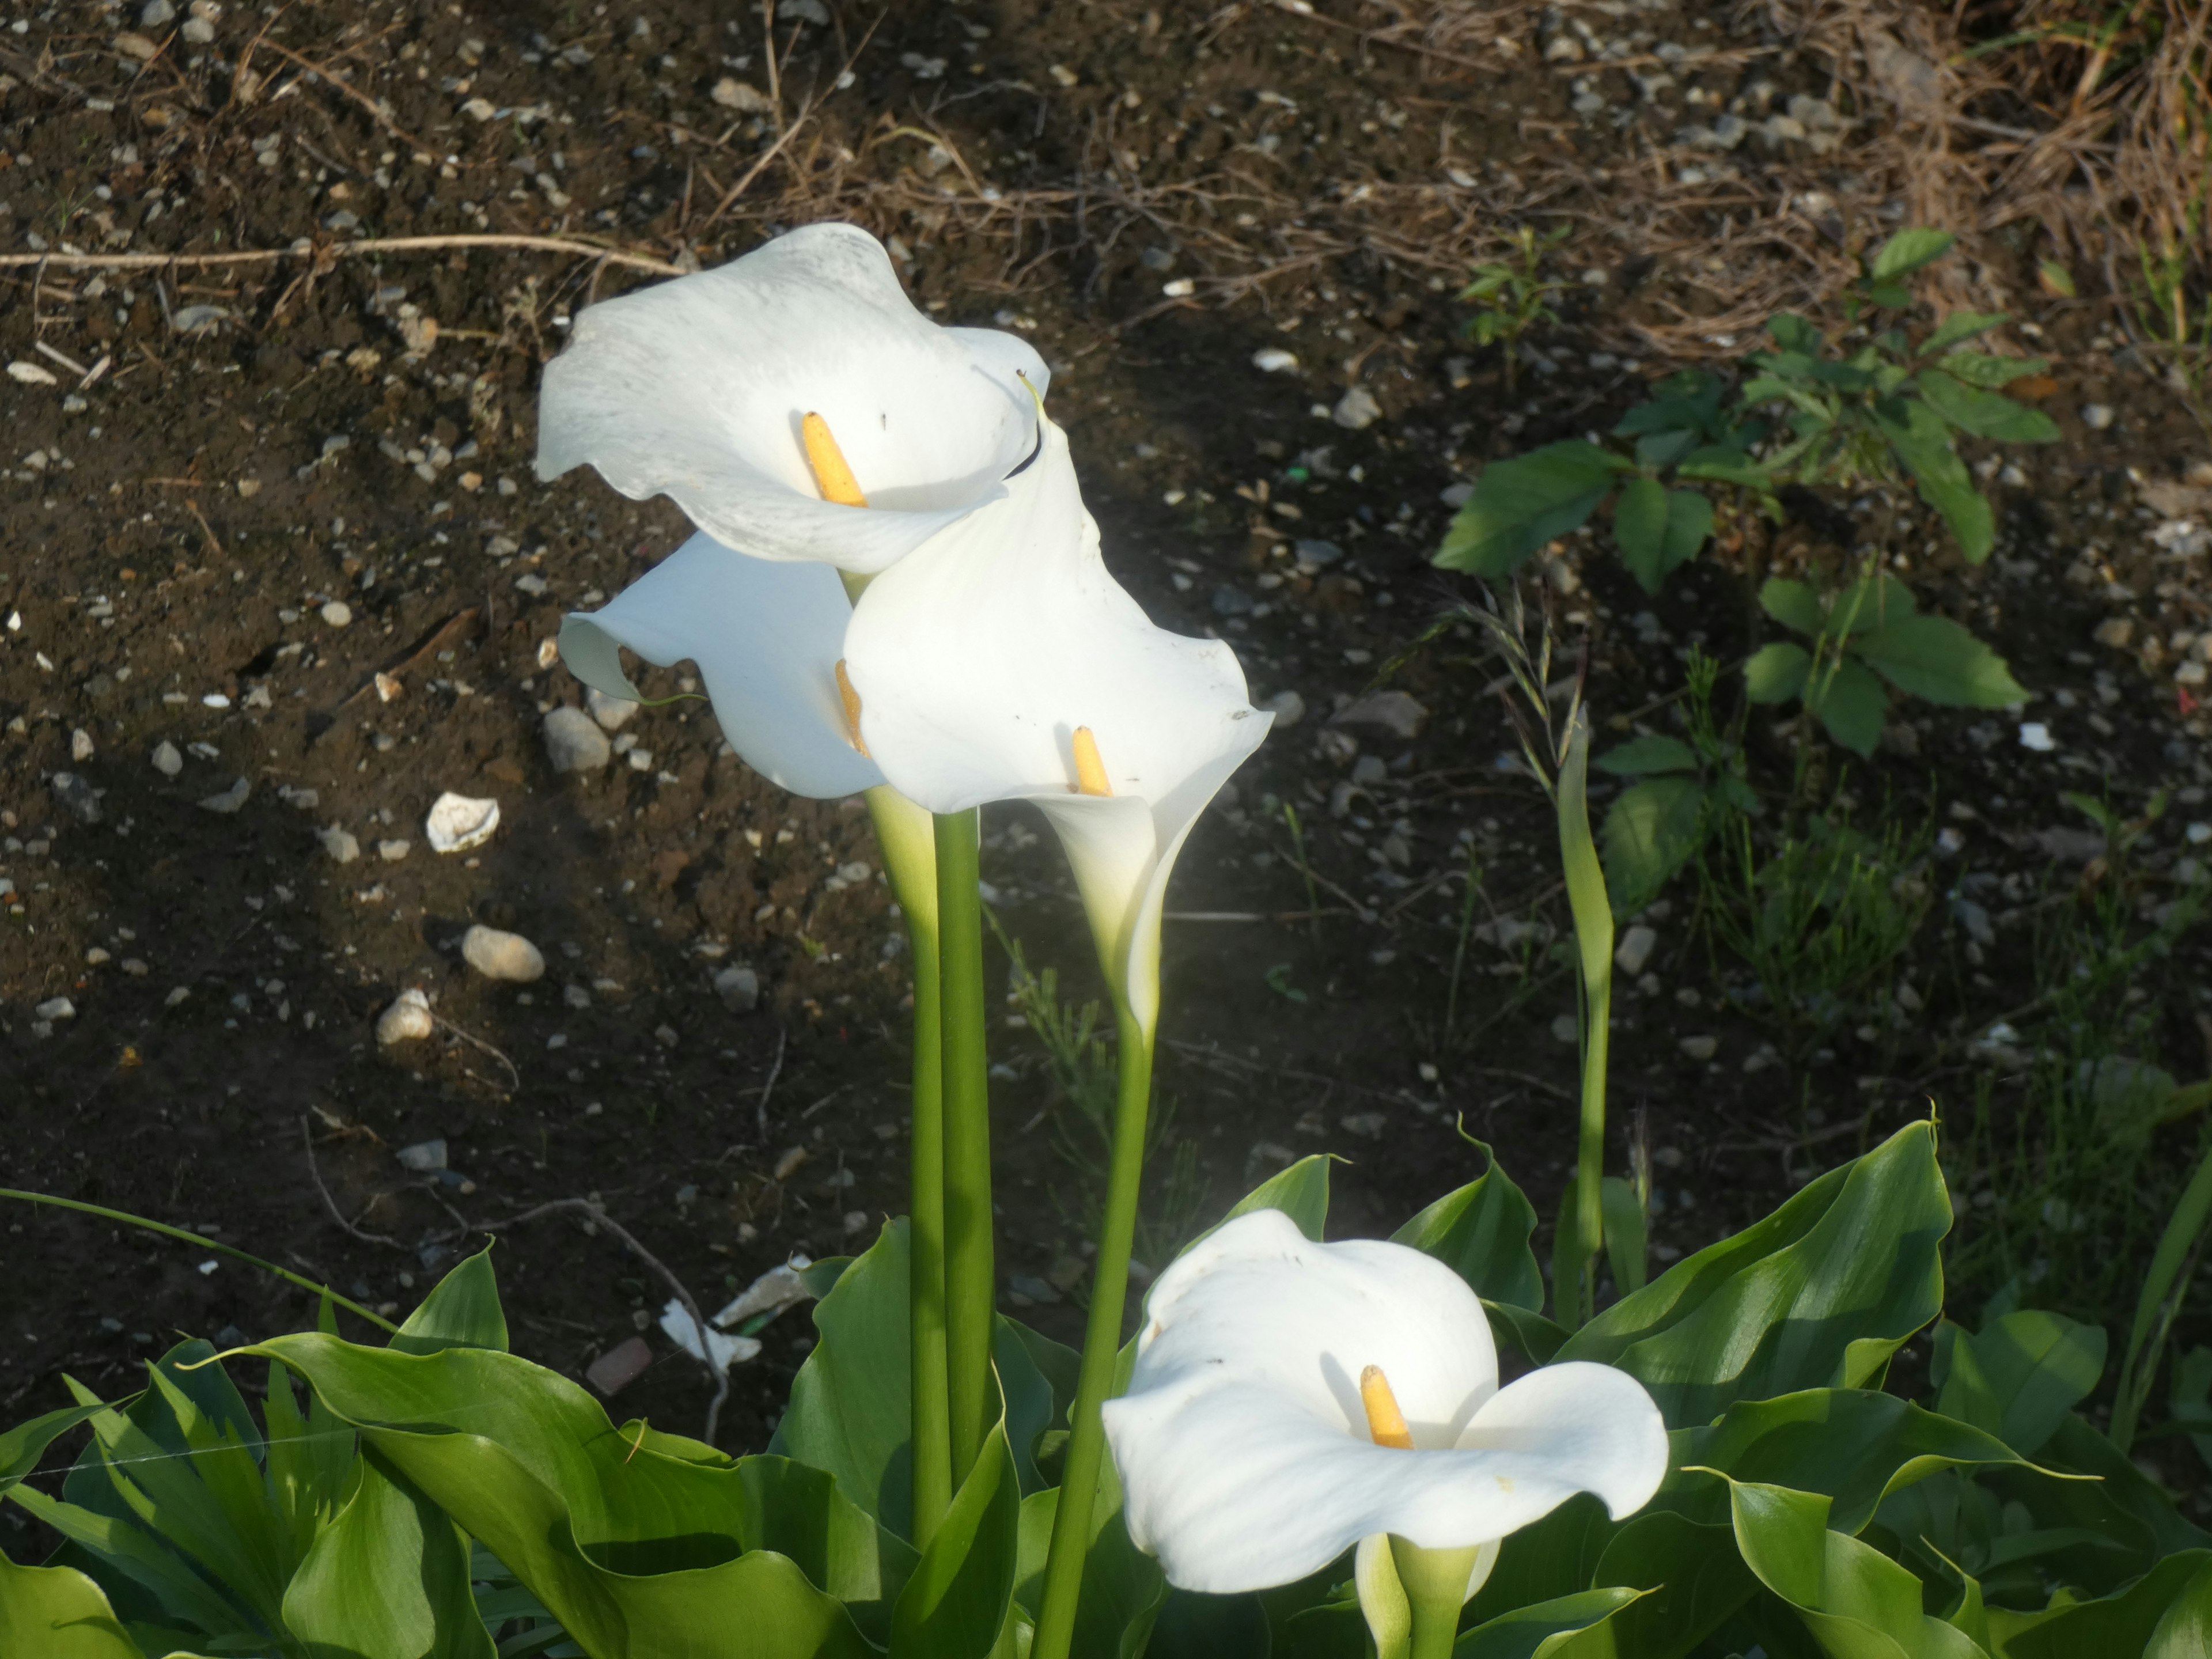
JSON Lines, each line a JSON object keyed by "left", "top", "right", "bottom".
{"left": 587, "top": 687, "right": 638, "bottom": 732}
{"left": 51, "top": 772, "right": 101, "bottom": 824}
{"left": 461, "top": 923, "right": 546, "bottom": 983}
{"left": 70, "top": 728, "right": 94, "bottom": 762}
{"left": 2082, "top": 404, "right": 2115, "bottom": 431}
{"left": 1257, "top": 690, "right": 1306, "bottom": 729}
{"left": 1614, "top": 924, "right": 1658, "bottom": 977}
{"left": 34, "top": 997, "right": 75, "bottom": 1021}
{"left": 426, "top": 792, "right": 501, "bottom": 854}
{"left": 375, "top": 988, "right": 434, "bottom": 1045}
{"left": 627, "top": 748, "right": 654, "bottom": 772}
{"left": 543, "top": 706, "right": 612, "bottom": 772}
{"left": 139, "top": 0, "right": 175, "bottom": 23}
{"left": 1331, "top": 386, "right": 1383, "bottom": 430}
{"left": 198, "top": 777, "right": 251, "bottom": 814}
{"left": 396, "top": 1139, "right": 448, "bottom": 1172}
{"left": 321, "top": 600, "right": 354, "bottom": 628}
{"left": 377, "top": 839, "right": 412, "bottom": 862}
{"left": 1551, "top": 1012, "right": 1580, "bottom": 1044}
{"left": 2018, "top": 722, "right": 2056, "bottom": 752}
{"left": 151, "top": 740, "right": 183, "bottom": 777}
{"left": 1680, "top": 1035, "right": 1718, "bottom": 1061}
{"left": 1251, "top": 346, "right": 1300, "bottom": 373}
{"left": 714, "top": 964, "right": 762, "bottom": 1013}
{"left": 317, "top": 824, "right": 361, "bottom": 864}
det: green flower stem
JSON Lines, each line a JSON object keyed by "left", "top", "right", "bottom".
{"left": 1556, "top": 713, "right": 1613, "bottom": 1327}
{"left": 1032, "top": 1005, "right": 1156, "bottom": 1659}
{"left": 868, "top": 789, "right": 951, "bottom": 1545}
{"left": 1391, "top": 1539, "right": 1483, "bottom": 1659}
{"left": 935, "top": 806, "right": 995, "bottom": 1487}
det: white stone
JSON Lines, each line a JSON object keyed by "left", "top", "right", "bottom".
{"left": 375, "top": 988, "right": 434, "bottom": 1045}
{"left": 2083, "top": 404, "right": 2115, "bottom": 431}
{"left": 320, "top": 600, "right": 353, "bottom": 628}
{"left": 198, "top": 777, "right": 251, "bottom": 813}
{"left": 1258, "top": 690, "right": 1306, "bottom": 729}
{"left": 587, "top": 687, "right": 638, "bottom": 731}
{"left": 462, "top": 924, "right": 545, "bottom": 983}
{"left": 714, "top": 964, "right": 761, "bottom": 1013}
{"left": 377, "top": 839, "right": 411, "bottom": 862}
{"left": 151, "top": 739, "right": 183, "bottom": 777}
{"left": 139, "top": 0, "right": 175, "bottom": 23}
{"left": 34, "top": 996, "right": 75, "bottom": 1021}
{"left": 711, "top": 76, "right": 774, "bottom": 112}
{"left": 2018, "top": 722, "right": 2056, "bottom": 752}
{"left": 543, "top": 705, "right": 611, "bottom": 772}
{"left": 70, "top": 728, "right": 93, "bottom": 762}
{"left": 1331, "top": 386, "right": 1383, "bottom": 430}
{"left": 1680, "top": 1035, "right": 1718, "bottom": 1061}
{"left": 317, "top": 824, "right": 361, "bottom": 864}
{"left": 1251, "top": 347, "right": 1300, "bottom": 373}
{"left": 1615, "top": 924, "right": 1658, "bottom": 976}
{"left": 180, "top": 16, "right": 213, "bottom": 42}
{"left": 425, "top": 792, "right": 499, "bottom": 853}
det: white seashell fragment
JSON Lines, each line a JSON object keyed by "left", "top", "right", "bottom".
{"left": 425, "top": 791, "right": 500, "bottom": 854}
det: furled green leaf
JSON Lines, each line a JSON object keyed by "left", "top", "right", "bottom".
{"left": 1012, "top": 1475, "right": 1165, "bottom": 1659}
{"left": 1215, "top": 1154, "right": 1332, "bottom": 1244}
{"left": 390, "top": 1245, "right": 509, "bottom": 1357}
{"left": 1808, "top": 658, "right": 1888, "bottom": 757}
{"left": 1919, "top": 312, "right": 2009, "bottom": 357}
{"left": 1486, "top": 1301, "right": 1571, "bottom": 1368}
{"left": 1759, "top": 578, "right": 1825, "bottom": 638}
{"left": 1596, "top": 734, "right": 1699, "bottom": 777}
{"left": 1601, "top": 778, "right": 1706, "bottom": 916}
{"left": 1937, "top": 1312, "right": 2107, "bottom": 1456}
{"left": 1457, "top": 1586, "right": 1649, "bottom": 1657}
{"left": 1850, "top": 616, "right": 2027, "bottom": 708}
{"left": 1936, "top": 350, "right": 2050, "bottom": 390}
{"left": 1392, "top": 1139, "right": 1543, "bottom": 1312}
{"left": 775, "top": 1218, "right": 916, "bottom": 1537}
{"left": 1869, "top": 228, "right": 1957, "bottom": 281}
{"left": 1744, "top": 643, "right": 1813, "bottom": 706}
{"left": 1557, "top": 1124, "right": 1949, "bottom": 1427}
{"left": 281, "top": 1450, "right": 493, "bottom": 1659}
{"left": 1601, "top": 1177, "right": 1649, "bottom": 1298}
{"left": 1434, "top": 443, "right": 1624, "bottom": 578}
{"left": 1877, "top": 399, "right": 1995, "bottom": 562}
{"left": 0, "top": 1402, "right": 107, "bottom": 1496}
{"left": 1918, "top": 370, "right": 2062, "bottom": 444}
{"left": 0, "top": 1550, "right": 176, "bottom": 1659}
{"left": 893, "top": 1417, "right": 1020, "bottom": 1659}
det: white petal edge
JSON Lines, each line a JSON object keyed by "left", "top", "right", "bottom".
{"left": 558, "top": 532, "right": 883, "bottom": 799}
{"left": 1104, "top": 1211, "right": 1667, "bottom": 1595}
{"left": 537, "top": 222, "right": 1048, "bottom": 573}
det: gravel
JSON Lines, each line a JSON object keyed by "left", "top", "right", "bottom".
{"left": 151, "top": 740, "right": 183, "bottom": 777}
{"left": 461, "top": 924, "right": 546, "bottom": 983}
{"left": 543, "top": 705, "right": 611, "bottom": 772}
{"left": 198, "top": 777, "right": 252, "bottom": 814}
{"left": 374, "top": 988, "right": 433, "bottom": 1044}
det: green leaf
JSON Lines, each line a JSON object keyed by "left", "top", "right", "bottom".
{"left": 0, "top": 1551, "right": 158, "bottom": 1659}
{"left": 1993, "top": 1549, "right": 2212, "bottom": 1658}
{"left": 1465, "top": 1494, "right": 1615, "bottom": 1628}
{"left": 1744, "top": 643, "right": 1813, "bottom": 705}
{"left": 1876, "top": 399, "right": 1995, "bottom": 562}
{"left": 1613, "top": 370, "right": 1729, "bottom": 440}
{"left": 1937, "top": 350, "right": 2049, "bottom": 389}
{"left": 1485, "top": 1301, "right": 1570, "bottom": 1367}
{"left": 1850, "top": 616, "right": 2027, "bottom": 708}
{"left": 1150, "top": 1589, "right": 1277, "bottom": 1658}
{"left": 281, "top": 1450, "right": 494, "bottom": 1659}
{"left": 1596, "top": 734, "right": 1699, "bottom": 777}
{"left": 1613, "top": 475, "right": 1670, "bottom": 592}
{"left": 390, "top": 1246, "right": 509, "bottom": 1357}
{"left": 1434, "top": 442, "right": 1623, "bottom": 578}
{"left": 2037, "top": 260, "right": 2077, "bottom": 298}
{"left": 1936, "top": 1311, "right": 2106, "bottom": 1456}
{"left": 1768, "top": 315, "right": 1825, "bottom": 355}
{"left": 1918, "top": 370, "right": 2061, "bottom": 443}
{"left": 1455, "top": 1586, "right": 1649, "bottom": 1657}
{"left": 1809, "top": 658, "right": 1889, "bottom": 757}
{"left": 1759, "top": 578, "right": 1826, "bottom": 638}
{"left": 1012, "top": 1479, "right": 1165, "bottom": 1659}
{"left": 1601, "top": 1177, "right": 1649, "bottom": 1297}
{"left": 0, "top": 1402, "right": 107, "bottom": 1496}
{"left": 738, "top": 1455, "right": 918, "bottom": 1646}
{"left": 1918, "top": 312, "right": 2009, "bottom": 357}
{"left": 1586, "top": 1510, "right": 1755, "bottom": 1659}
{"left": 1392, "top": 1139, "right": 1544, "bottom": 1312}
{"left": 2116, "top": 1138, "right": 2212, "bottom": 1452}
{"left": 893, "top": 1417, "right": 1020, "bottom": 1659}
{"left": 1216, "top": 1154, "right": 1332, "bottom": 1244}
{"left": 1825, "top": 573, "right": 1918, "bottom": 638}
{"left": 774, "top": 1218, "right": 915, "bottom": 1536}
{"left": 1557, "top": 1124, "right": 1949, "bottom": 1427}
{"left": 1601, "top": 777, "right": 1706, "bottom": 916}
{"left": 1869, "top": 228, "right": 1957, "bottom": 281}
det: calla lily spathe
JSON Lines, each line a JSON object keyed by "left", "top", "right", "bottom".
{"left": 844, "top": 415, "right": 1270, "bottom": 1037}
{"left": 1101, "top": 1209, "right": 1669, "bottom": 1596}
{"left": 536, "top": 222, "right": 1049, "bottom": 575}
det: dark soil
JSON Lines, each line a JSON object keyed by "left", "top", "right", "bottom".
{"left": 2, "top": 0, "right": 2211, "bottom": 1514}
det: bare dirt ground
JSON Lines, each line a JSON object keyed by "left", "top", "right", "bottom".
{"left": 2, "top": 0, "right": 2210, "bottom": 1500}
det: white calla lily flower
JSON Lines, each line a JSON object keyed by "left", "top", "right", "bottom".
{"left": 1102, "top": 1208, "right": 1669, "bottom": 1600}
{"left": 537, "top": 222, "right": 1048, "bottom": 575}
{"left": 843, "top": 415, "right": 1270, "bottom": 1036}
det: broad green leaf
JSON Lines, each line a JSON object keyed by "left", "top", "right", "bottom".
{"left": 0, "top": 1402, "right": 106, "bottom": 1495}
{"left": 1466, "top": 1494, "right": 1615, "bottom": 1628}
{"left": 1485, "top": 1301, "right": 1570, "bottom": 1367}
{"left": 1825, "top": 574, "right": 1918, "bottom": 638}
{"left": 1869, "top": 228, "right": 1957, "bottom": 281}
{"left": 1976, "top": 1414, "right": 2211, "bottom": 1595}
{"left": 1558, "top": 1124, "right": 1949, "bottom": 1427}
{"left": 1613, "top": 370, "right": 1729, "bottom": 440}
{"left": 1992, "top": 1548, "right": 2212, "bottom": 1658}
{"left": 1676, "top": 1389, "right": 2026, "bottom": 1536}
{"left": 1759, "top": 578, "right": 1825, "bottom": 638}
{"left": 1724, "top": 1480, "right": 1982, "bottom": 1659}
{"left": 1613, "top": 475, "right": 1669, "bottom": 590}
{"left": 1012, "top": 1481, "right": 1165, "bottom": 1659}
{"left": 1215, "top": 1154, "right": 1332, "bottom": 1243}
{"left": 1744, "top": 642, "right": 1813, "bottom": 706}
{"left": 1918, "top": 312, "right": 2008, "bottom": 357}
{"left": 281, "top": 1450, "right": 493, "bottom": 1658}
{"left": 1877, "top": 400, "right": 1994, "bottom": 561}
{"left": 1434, "top": 443, "right": 1622, "bottom": 578}
{"left": 1152, "top": 1588, "right": 1278, "bottom": 1658}
{"left": 893, "top": 1416, "right": 1020, "bottom": 1659}
{"left": 737, "top": 1455, "right": 918, "bottom": 1645}
{"left": 1918, "top": 370, "right": 2061, "bottom": 444}
{"left": 1393, "top": 1139, "right": 1544, "bottom": 1311}
{"left": 1456, "top": 1586, "right": 1649, "bottom": 1657}
{"left": 1596, "top": 734, "right": 1699, "bottom": 777}
{"left": 1601, "top": 1177, "right": 1649, "bottom": 1297}
{"left": 1810, "top": 658, "right": 1887, "bottom": 757}
{"left": 391, "top": 1245, "right": 510, "bottom": 1357}
{"left": 1676, "top": 450, "right": 1777, "bottom": 491}
{"left": 1767, "top": 314, "right": 1825, "bottom": 354}
{"left": 0, "top": 1551, "right": 169, "bottom": 1659}
{"left": 1936, "top": 350, "right": 2050, "bottom": 390}
{"left": 1601, "top": 776, "right": 1706, "bottom": 915}
{"left": 2148, "top": 1558, "right": 2212, "bottom": 1657}
{"left": 1936, "top": 1312, "right": 2106, "bottom": 1456}
{"left": 1660, "top": 488, "right": 1714, "bottom": 575}
{"left": 1850, "top": 617, "right": 2027, "bottom": 709}
{"left": 1587, "top": 1510, "right": 1755, "bottom": 1659}
{"left": 242, "top": 1334, "right": 876, "bottom": 1658}
{"left": 2172, "top": 1345, "right": 2212, "bottom": 1470}
{"left": 774, "top": 1218, "right": 915, "bottom": 1536}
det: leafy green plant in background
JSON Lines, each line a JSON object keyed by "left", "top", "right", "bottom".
{"left": 1745, "top": 570, "right": 2028, "bottom": 757}
{"left": 1593, "top": 646, "right": 1758, "bottom": 914}
{"left": 1456, "top": 224, "right": 1573, "bottom": 397}
{"left": 1435, "top": 226, "right": 2062, "bottom": 596}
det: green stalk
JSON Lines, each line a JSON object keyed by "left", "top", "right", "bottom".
{"left": 1556, "top": 713, "right": 1613, "bottom": 1327}
{"left": 868, "top": 788, "right": 951, "bottom": 1544}
{"left": 1393, "top": 1539, "right": 1483, "bottom": 1659}
{"left": 1031, "top": 1006, "right": 1156, "bottom": 1659}
{"left": 935, "top": 806, "right": 995, "bottom": 1487}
